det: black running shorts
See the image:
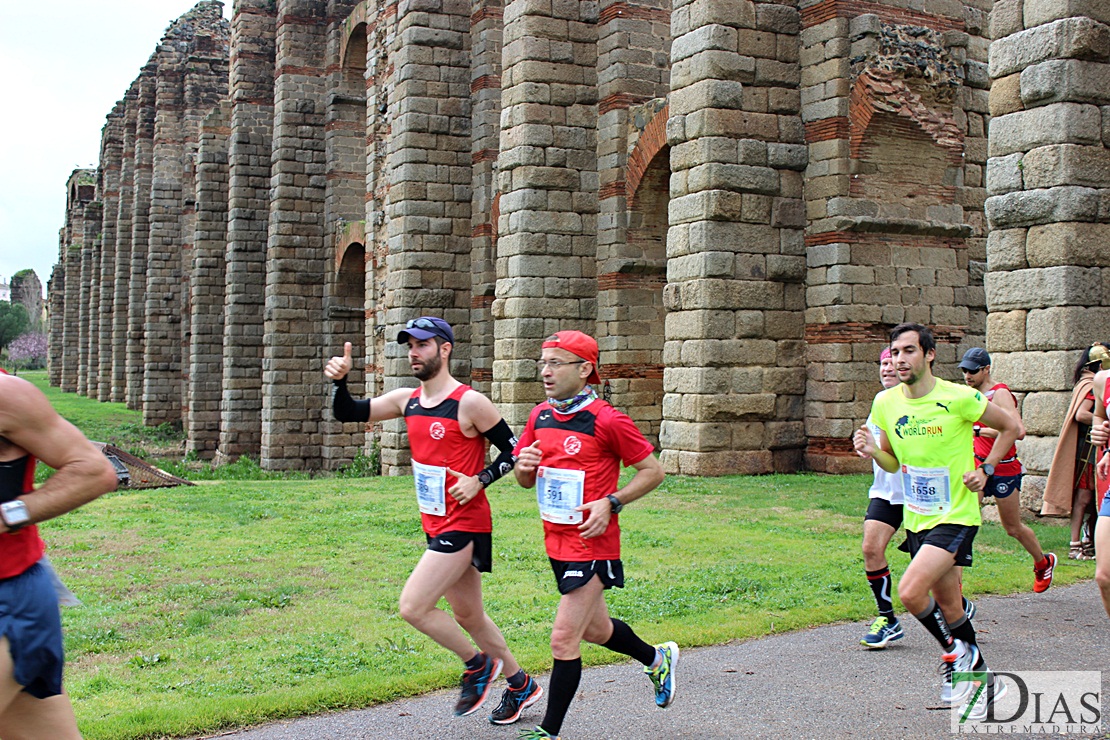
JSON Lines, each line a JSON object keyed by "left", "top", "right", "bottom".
{"left": 549, "top": 558, "right": 624, "bottom": 595}
{"left": 904, "top": 524, "right": 978, "bottom": 567}
{"left": 864, "top": 497, "right": 904, "bottom": 529}
{"left": 425, "top": 531, "right": 493, "bottom": 573}
{"left": 981, "top": 473, "right": 1021, "bottom": 500}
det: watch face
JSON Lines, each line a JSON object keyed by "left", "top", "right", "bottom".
{"left": 1, "top": 500, "right": 30, "bottom": 528}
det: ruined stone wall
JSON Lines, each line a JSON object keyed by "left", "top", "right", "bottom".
{"left": 47, "top": 0, "right": 1110, "bottom": 482}
{"left": 801, "top": 0, "right": 992, "bottom": 473}
{"left": 984, "top": 1, "right": 1110, "bottom": 506}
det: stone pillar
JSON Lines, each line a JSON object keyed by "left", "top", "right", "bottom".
{"left": 799, "top": 3, "right": 989, "bottom": 473}
{"left": 144, "top": 47, "right": 188, "bottom": 425}
{"left": 594, "top": 0, "right": 672, "bottom": 446}
{"left": 377, "top": 0, "right": 474, "bottom": 473}
{"left": 85, "top": 209, "right": 102, "bottom": 398}
{"left": 469, "top": 0, "right": 504, "bottom": 397}
{"left": 77, "top": 203, "right": 100, "bottom": 397}
{"left": 48, "top": 258, "right": 64, "bottom": 386}
{"left": 661, "top": 0, "right": 807, "bottom": 475}
{"left": 260, "top": 0, "right": 329, "bottom": 470}
{"left": 129, "top": 69, "right": 156, "bottom": 410}
{"left": 218, "top": 0, "right": 276, "bottom": 462}
{"left": 189, "top": 102, "right": 232, "bottom": 458}
{"left": 113, "top": 85, "right": 139, "bottom": 404}
{"left": 985, "top": 1, "right": 1110, "bottom": 506}
{"left": 493, "top": 0, "right": 599, "bottom": 429}
{"left": 98, "top": 106, "right": 125, "bottom": 401}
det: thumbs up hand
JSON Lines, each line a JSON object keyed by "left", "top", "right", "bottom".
{"left": 325, "top": 341, "right": 354, "bottom": 380}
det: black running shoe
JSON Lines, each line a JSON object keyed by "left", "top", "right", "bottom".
{"left": 454, "top": 654, "right": 503, "bottom": 716}
{"left": 489, "top": 676, "right": 543, "bottom": 725}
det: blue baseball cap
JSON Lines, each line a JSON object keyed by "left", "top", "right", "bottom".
{"left": 958, "top": 347, "right": 991, "bottom": 371}
{"left": 397, "top": 316, "right": 455, "bottom": 345}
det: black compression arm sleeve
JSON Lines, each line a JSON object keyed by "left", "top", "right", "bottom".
{"left": 331, "top": 378, "right": 370, "bottom": 423}
{"left": 477, "top": 419, "right": 518, "bottom": 488}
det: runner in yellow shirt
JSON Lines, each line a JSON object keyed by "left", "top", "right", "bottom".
{"left": 853, "top": 323, "right": 1024, "bottom": 721}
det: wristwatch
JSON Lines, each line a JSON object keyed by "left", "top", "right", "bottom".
{"left": 980, "top": 463, "right": 995, "bottom": 477}
{"left": 0, "top": 500, "right": 31, "bottom": 533}
{"left": 605, "top": 494, "right": 623, "bottom": 514}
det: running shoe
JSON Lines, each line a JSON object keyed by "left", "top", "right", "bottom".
{"left": 455, "top": 654, "right": 503, "bottom": 716}
{"left": 860, "top": 616, "right": 904, "bottom": 649}
{"left": 518, "top": 727, "right": 559, "bottom": 739}
{"left": 489, "top": 677, "right": 544, "bottom": 725}
{"left": 1033, "top": 552, "right": 1057, "bottom": 593}
{"left": 645, "top": 641, "right": 679, "bottom": 709}
{"left": 963, "top": 598, "right": 976, "bottom": 622}
{"left": 939, "top": 639, "right": 980, "bottom": 705}
{"left": 959, "top": 675, "right": 1008, "bottom": 722}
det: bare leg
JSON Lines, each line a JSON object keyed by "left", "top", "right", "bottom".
{"left": 443, "top": 566, "right": 521, "bottom": 677}
{"left": 551, "top": 576, "right": 610, "bottom": 660}
{"left": 1095, "top": 516, "right": 1110, "bottom": 619}
{"left": 898, "top": 545, "right": 963, "bottom": 620}
{"left": 995, "top": 493, "right": 1045, "bottom": 562}
{"left": 862, "top": 519, "right": 896, "bottom": 571}
{"left": 398, "top": 546, "right": 482, "bottom": 661}
{"left": 1071, "top": 487, "right": 1094, "bottom": 543}
{"left": 0, "top": 638, "right": 82, "bottom": 740}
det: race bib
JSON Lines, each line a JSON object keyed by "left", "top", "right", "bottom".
{"left": 412, "top": 460, "right": 447, "bottom": 516}
{"left": 901, "top": 464, "right": 951, "bottom": 516}
{"left": 537, "top": 466, "right": 585, "bottom": 525}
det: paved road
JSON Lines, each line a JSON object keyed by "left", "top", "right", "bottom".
{"left": 204, "top": 582, "right": 1109, "bottom": 739}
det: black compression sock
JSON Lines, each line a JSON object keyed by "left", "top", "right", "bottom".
{"left": 540, "top": 657, "right": 582, "bottom": 737}
{"left": 600, "top": 618, "right": 657, "bottom": 666}
{"left": 866, "top": 566, "right": 895, "bottom": 621}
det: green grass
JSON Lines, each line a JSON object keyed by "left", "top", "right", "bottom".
{"left": 17, "top": 369, "right": 1093, "bottom": 739}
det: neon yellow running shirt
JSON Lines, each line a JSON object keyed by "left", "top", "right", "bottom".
{"left": 870, "top": 378, "right": 988, "bottom": 532}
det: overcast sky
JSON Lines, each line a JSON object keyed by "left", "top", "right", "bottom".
{"left": 0, "top": 1, "right": 232, "bottom": 297}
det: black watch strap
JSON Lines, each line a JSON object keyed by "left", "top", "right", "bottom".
{"left": 606, "top": 494, "right": 623, "bottom": 514}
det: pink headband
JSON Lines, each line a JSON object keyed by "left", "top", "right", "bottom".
{"left": 880, "top": 348, "right": 892, "bottom": 361}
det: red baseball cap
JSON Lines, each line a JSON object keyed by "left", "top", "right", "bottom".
{"left": 542, "top": 331, "right": 601, "bottom": 384}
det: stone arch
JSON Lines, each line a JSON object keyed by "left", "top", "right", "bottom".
{"left": 848, "top": 71, "right": 964, "bottom": 218}
{"left": 597, "top": 108, "right": 669, "bottom": 447}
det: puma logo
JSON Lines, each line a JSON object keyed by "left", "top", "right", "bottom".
{"left": 935, "top": 402, "right": 950, "bottom": 412}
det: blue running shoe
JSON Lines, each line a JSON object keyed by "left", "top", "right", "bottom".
{"left": 860, "top": 616, "right": 904, "bottom": 649}
{"left": 645, "top": 641, "right": 679, "bottom": 709}
{"left": 455, "top": 654, "right": 503, "bottom": 716}
{"left": 489, "top": 676, "right": 543, "bottom": 725}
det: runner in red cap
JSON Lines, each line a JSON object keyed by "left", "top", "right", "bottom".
{"left": 513, "top": 330, "right": 674, "bottom": 740}
{"left": 325, "top": 317, "right": 540, "bottom": 725}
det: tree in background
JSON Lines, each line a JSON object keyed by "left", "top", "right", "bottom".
{"left": 7, "top": 331, "right": 47, "bottom": 370}
{"left": 0, "top": 301, "right": 30, "bottom": 350}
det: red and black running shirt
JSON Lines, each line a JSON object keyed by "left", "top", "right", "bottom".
{"left": 0, "top": 453, "right": 44, "bottom": 579}
{"left": 972, "top": 382, "right": 1022, "bottom": 477}
{"left": 514, "top": 399, "right": 654, "bottom": 561}
{"left": 404, "top": 384, "right": 491, "bottom": 537}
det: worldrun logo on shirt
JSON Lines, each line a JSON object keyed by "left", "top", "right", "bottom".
{"left": 893, "top": 414, "right": 944, "bottom": 439}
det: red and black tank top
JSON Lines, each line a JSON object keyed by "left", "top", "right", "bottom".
{"left": 0, "top": 453, "right": 44, "bottom": 579}
{"left": 404, "top": 384, "right": 491, "bottom": 536}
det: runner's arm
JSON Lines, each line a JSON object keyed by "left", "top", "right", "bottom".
{"left": 576, "top": 453, "right": 664, "bottom": 539}
{"left": 0, "top": 377, "right": 117, "bottom": 533}
{"left": 975, "top": 387, "right": 1017, "bottom": 440}
{"left": 976, "top": 401, "right": 1025, "bottom": 468}
{"left": 1091, "top": 370, "right": 1110, "bottom": 448}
